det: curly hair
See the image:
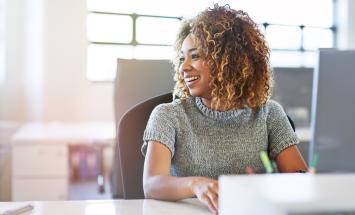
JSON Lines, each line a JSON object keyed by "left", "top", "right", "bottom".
{"left": 173, "top": 4, "right": 272, "bottom": 110}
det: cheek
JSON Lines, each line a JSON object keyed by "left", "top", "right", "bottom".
{"left": 178, "top": 65, "right": 184, "bottom": 76}
{"left": 200, "top": 64, "right": 212, "bottom": 78}
{"left": 201, "top": 61, "right": 211, "bottom": 69}
{"left": 196, "top": 61, "right": 210, "bottom": 73}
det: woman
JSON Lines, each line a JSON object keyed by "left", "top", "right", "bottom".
{"left": 141, "top": 4, "right": 307, "bottom": 214}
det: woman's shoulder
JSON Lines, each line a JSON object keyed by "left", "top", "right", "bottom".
{"left": 259, "top": 99, "right": 287, "bottom": 120}
{"left": 257, "top": 99, "right": 285, "bottom": 116}
{"left": 152, "top": 97, "right": 190, "bottom": 115}
{"left": 264, "top": 99, "right": 283, "bottom": 109}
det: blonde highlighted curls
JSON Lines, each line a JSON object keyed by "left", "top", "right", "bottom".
{"left": 173, "top": 4, "right": 273, "bottom": 109}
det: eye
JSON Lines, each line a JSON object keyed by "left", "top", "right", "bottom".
{"left": 179, "top": 56, "right": 185, "bottom": 63}
{"left": 191, "top": 53, "right": 200, "bottom": 60}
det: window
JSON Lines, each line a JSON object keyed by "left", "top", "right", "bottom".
{"left": 0, "top": 0, "right": 5, "bottom": 83}
{"left": 136, "top": 16, "right": 181, "bottom": 45}
{"left": 86, "top": 0, "right": 336, "bottom": 81}
{"left": 87, "top": 13, "right": 133, "bottom": 43}
{"left": 266, "top": 26, "right": 303, "bottom": 50}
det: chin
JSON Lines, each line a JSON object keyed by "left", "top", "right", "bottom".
{"left": 188, "top": 89, "right": 201, "bottom": 97}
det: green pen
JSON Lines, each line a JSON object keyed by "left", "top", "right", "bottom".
{"left": 309, "top": 153, "right": 319, "bottom": 174}
{"left": 260, "top": 151, "right": 273, "bottom": 173}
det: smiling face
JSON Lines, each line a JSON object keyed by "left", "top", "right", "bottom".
{"left": 179, "top": 34, "right": 213, "bottom": 101}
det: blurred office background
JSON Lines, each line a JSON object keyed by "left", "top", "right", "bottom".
{"left": 0, "top": 0, "right": 355, "bottom": 201}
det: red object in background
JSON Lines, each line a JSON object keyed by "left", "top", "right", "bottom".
{"left": 69, "top": 143, "right": 109, "bottom": 193}
{"left": 68, "top": 145, "right": 100, "bottom": 181}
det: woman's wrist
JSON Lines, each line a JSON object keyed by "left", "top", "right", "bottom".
{"left": 188, "top": 177, "right": 202, "bottom": 196}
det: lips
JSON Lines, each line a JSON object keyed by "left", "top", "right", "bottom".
{"left": 184, "top": 75, "right": 200, "bottom": 87}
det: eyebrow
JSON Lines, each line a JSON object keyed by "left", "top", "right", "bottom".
{"left": 180, "top": 48, "right": 198, "bottom": 54}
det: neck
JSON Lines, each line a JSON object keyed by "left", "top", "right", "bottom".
{"left": 201, "top": 97, "right": 230, "bottom": 111}
{"left": 201, "top": 97, "right": 212, "bottom": 109}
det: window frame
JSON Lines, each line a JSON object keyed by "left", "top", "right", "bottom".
{"left": 86, "top": 0, "right": 337, "bottom": 82}
{"left": 88, "top": 11, "right": 182, "bottom": 47}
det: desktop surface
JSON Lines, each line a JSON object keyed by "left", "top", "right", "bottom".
{"left": 4, "top": 174, "right": 355, "bottom": 215}
{"left": 0, "top": 198, "right": 209, "bottom": 215}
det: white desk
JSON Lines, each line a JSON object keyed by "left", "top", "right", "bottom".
{"left": 219, "top": 173, "right": 355, "bottom": 215}
{"left": 11, "top": 122, "right": 115, "bottom": 143}
{"left": 11, "top": 122, "right": 115, "bottom": 201}
{"left": 0, "top": 198, "right": 209, "bottom": 215}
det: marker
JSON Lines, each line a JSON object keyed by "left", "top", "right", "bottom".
{"left": 309, "top": 153, "right": 319, "bottom": 174}
{"left": 1, "top": 204, "right": 34, "bottom": 215}
{"left": 260, "top": 151, "right": 273, "bottom": 173}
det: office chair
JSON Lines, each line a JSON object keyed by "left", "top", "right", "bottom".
{"left": 112, "top": 59, "right": 174, "bottom": 198}
{"left": 117, "top": 92, "right": 173, "bottom": 199}
{"left": 287, "top": 115, "right": 295, "bottom": 132}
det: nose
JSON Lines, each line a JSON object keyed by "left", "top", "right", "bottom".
{"left": 180, "top": 57, "right": 192, "bottom": 74}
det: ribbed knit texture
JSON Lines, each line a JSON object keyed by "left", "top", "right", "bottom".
{"left": 142, "top": 96, "right": 298, "bottom": 178}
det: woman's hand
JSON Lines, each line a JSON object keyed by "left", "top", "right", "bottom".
{"left": 191, "top": 177, "right": 219, "bottom": 214}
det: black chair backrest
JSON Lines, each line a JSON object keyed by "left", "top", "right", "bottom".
{"left": 287, "top": 115, "right": 295, "bottom": 132}
{"left": 118, "top": 92, "right": 173, "bottom": 199}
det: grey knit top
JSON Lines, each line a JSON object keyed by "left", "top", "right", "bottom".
{"left": 141, "top": 96, "right": 298, "bottom": 178}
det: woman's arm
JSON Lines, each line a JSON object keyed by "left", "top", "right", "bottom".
{"left": 143, "top": 140, "right": 194, "bottom": 200}
{"left": 143, "top": 140, "right": 218, "bottom": 214}
{"left": 275, "top": 145, "right": 308, "bottom": 172}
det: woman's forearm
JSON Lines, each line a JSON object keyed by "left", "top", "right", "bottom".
{"left": 143, "top": 175, "right": 201, "bottom": 201}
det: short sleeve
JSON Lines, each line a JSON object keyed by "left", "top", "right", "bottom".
{"left": 266, "top": 100, "right": 299, "bottom": 159}
{"left": 141, "top": 104, "right": 176, "bottom": 157}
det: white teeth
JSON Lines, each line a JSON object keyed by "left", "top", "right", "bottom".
{"left": 185, "top": 76, "right": 199, "bottom": 82}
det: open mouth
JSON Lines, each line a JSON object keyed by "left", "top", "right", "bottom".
{"left": 185, "top": 75, "right": 200, "bottom": 83}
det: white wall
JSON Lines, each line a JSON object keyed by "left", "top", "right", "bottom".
{"left": 0, "top": 0, "right": 355, "bottom": 124}
{"left": 0, "top": 0, "right": 114, "bottom": 123}
{"left": 42, "top": 0, "right": 113, "bottom": 122}
{"left": 0, "top": 0, "right": 26, "bottom": 122}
